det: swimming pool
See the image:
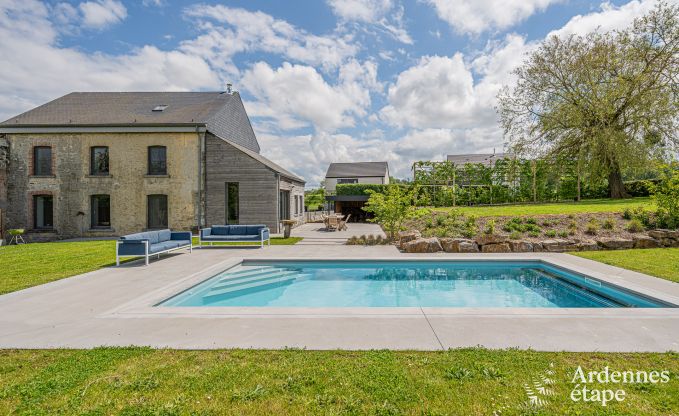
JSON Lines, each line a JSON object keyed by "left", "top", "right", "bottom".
{"left": 158, "top": 261, "right": 672, "bottom": 308}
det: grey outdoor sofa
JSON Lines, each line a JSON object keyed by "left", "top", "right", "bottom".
{"left": 116, "top": 229, "right": 192, "bottom": 266}
{"left": 199, "top": 225, "right": 270, "bottom": 248}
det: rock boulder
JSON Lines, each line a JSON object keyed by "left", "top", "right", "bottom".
{"left": 597, "top": 237, "right": 634, "bottom": 250}
{"left": 508, "top": 240, "right": 534, "bottom": 252}
{"left": 633, "top": 235, "right": 661, "bottom": 249}
{"left": 403, "top": 237, "right": 442, "bottom": 253}
{"left": 482, "top": 243, "right": 512, "bottom": 253}
{"left": 440, "top": 238, "right": 477, "bottom": 253}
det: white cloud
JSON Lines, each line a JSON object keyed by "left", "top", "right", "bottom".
{"left": 79, "top": 0, "right": 127, "bottom": 29}
{"left": 182, "top": 4, "right": 359, "bottom": 75}
{"left": 258, "top": 127, "right": 505, "bottom": 185}
{"left": 0, "top": 0, "right": 219, "bottom": 121}
{"left": 142, "top": 0, "right": 165, "bottom": 6}
{"left": 427, "top": 0, "right": 561, "bottom": 35}
{"left": 548, "top": 0, "right": 659, "bottom": 38}
{"left": 380, "top": 34, "right": 530, "bottom": 130}
{"left": 241, "top": 60, "right": 379, "bottom": 132}
{"left": 327, "top": 0, "right": 412, "bottom": 44}
{"left": 327, "top": 0, "right": 393, "bottom": 21}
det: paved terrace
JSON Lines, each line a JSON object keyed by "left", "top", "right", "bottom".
{"left": 1, "top": 232, "right": 678, "bottom": 352}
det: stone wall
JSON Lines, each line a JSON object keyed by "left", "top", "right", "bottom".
{"left": 0, "top": 135, "right": 8, "bottom": 235}
{"left": 5, "top": 132, "right": 200, "bottom": 240}
{"left": 399, "top": 230, "right": 678, "bottom": 253}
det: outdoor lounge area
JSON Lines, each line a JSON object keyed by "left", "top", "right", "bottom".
{"left": 199, "top": 225, "right": 270, "bottom": 247}
{"left": 116, "top": 229, "right": 192, "bottom": 266}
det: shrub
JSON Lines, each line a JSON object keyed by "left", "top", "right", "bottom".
{"left": 528, "top": 230, "right": 540, "bottom": 238}
{"left": 558, "top": 230, "right": 569, "bottom": 238}
{"left": 585, "top": 221, "right": 599, "bottom": 235}
{"left": 523, "top": 223, "right": 542, "bottom": 233}
{"left": 336, "top": 183, "right": 389, "bottom": 196}
{"left": 652, "top": 167, "right": 679, "bottom": 229}
{"left": 625, "top": 179, "right": 660, "bottom": 197}
{"left": 525, "top": 217, "right": 537, "bottom": 225}
{"left": 364, "top": 185, "right": 419, "bottom": 240}
{"left": 435, "top": 215, "right": 445, "bottom": 226}
{"left": 545, "top": 230, "right": 557, "bottom": 238}
{"left": 627, "top": 219, "right": 644, "bottom": 233}
{"left": 622, "top": 207, "right": 633, "bottom": 220}
{"left": 602, "top": 218, "right": 615, "bottom": 230}
{"left": 484, "top": 220, "right": 496, "bottom": 235}
{"left": 509, "top": 231, "right": 522, "bottom": 240}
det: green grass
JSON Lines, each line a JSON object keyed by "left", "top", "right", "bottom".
{"left": 572, "top": 248, "right": 679, "bottom": 283}
{"left": 0, "top": 237, "right": 301, "bottom": 295}
{"left": 432, "top": 197, "right": 653, "bottom": 217}
{"left": 0, "top": 348, "right": 677, "bottom": 415}
{"left": 0, "top": 240, "right": 118, "bottom": 295}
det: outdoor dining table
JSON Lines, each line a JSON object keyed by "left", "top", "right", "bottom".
{"left": 323, "top": 214, "right": 345, "bottom": 230}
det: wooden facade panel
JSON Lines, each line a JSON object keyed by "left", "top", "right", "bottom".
{"left": 205, "top": 134, "right": 279, "bottom": 231}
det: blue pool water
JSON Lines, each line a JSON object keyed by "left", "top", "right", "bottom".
{"left": 158, "top": 261, "right": 670, "bottom": 308}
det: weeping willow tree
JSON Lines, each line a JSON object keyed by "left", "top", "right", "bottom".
{"left": 498, "top": 2, "right": 678, "bottom": 198}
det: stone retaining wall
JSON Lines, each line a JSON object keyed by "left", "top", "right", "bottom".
{"left": 399, "top": 229, "right": 679, "bottom": 253}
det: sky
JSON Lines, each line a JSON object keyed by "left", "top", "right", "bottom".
{"left": 0, "top": 0, "right": 668, "bottom": 186}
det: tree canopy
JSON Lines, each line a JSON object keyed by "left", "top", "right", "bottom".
{"left": 498, "top": 2, "right": 678, "bottom": 198}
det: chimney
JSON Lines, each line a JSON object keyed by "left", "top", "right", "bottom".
{"left": 226, "top": 83, "right": 233, "bottom": 94}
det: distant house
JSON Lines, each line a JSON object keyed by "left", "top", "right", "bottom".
{"left": 324, "top": 161, "right": 389, "bottom": 221}
{"left": 0, "top": 91, "right": 304, "bottom": 240}
{"left": 324, "top": 161, "right": 389, "bottom": 192}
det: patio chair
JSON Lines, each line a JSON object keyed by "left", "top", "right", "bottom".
{"left": 326, "top": 215, "right": 339, "bottom": 231}
{"left": 338, "top": 214, "right": 351, "bottom": 231}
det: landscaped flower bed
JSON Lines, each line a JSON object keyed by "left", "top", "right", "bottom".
{"left": 397, "top": 208, "right": 679, "bottom": 253}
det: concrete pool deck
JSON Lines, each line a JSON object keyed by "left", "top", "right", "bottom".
{"left": 1, "top": 242, "right": 678, "bottom": 352}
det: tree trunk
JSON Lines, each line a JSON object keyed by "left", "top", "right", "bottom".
{"left": 608, "top": 166, "right": 629, "bottom": 199}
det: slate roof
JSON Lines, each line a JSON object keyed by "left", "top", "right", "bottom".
{"left": 0, "top": 92, "right": 260, "bottom": 152}
{"left": 325, "top": 161, "right": 389, "bottom": 178}
{"left": 446, "top": 153, "right": 513, "bottom": 166}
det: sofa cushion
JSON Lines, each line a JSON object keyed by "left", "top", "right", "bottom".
{"left": 157, "top": 229, "right": 172, "bottom": 242}
{"left": 202, "top": 235, "right": 259, "bottom": 241}
{"left": 147, "top": 231, "right": 160, "bottom": 245}
{"left": 121, "top": 232, "right": 147, "bottom": 241}
{"left": 148, "top": 241, "right": 180, "bottom": 254}
{"left": 211, "top": 225, "right": 230, "bottom": 235}
{"left": 246, "top": 225, "right": 266, "bottom": 235}
{"left": 228, "top": 225, "right": 249, "bottom": 235}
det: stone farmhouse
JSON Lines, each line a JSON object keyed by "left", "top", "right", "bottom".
{"left": 0, "top": 91, "right": 305, "bottom": 240}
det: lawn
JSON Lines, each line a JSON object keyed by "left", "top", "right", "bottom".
{"left": 0, "top": 237, "right": 301, "bottom": 295}
{"left": 0, "top": 348, "right": 676, "bottom": 415}
{"left": 432, "top": 197, "right": 653, "bottom": 217}
{"left": 573, "top": 248, "right": 679, "bottom": 283}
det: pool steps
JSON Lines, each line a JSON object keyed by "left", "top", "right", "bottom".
{"left": 204, "top": 267, "right": 299, "bottom": 298}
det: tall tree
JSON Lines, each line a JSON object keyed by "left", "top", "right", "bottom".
{"left": 498, "top": 2, "right": 678, "bottom": 198}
